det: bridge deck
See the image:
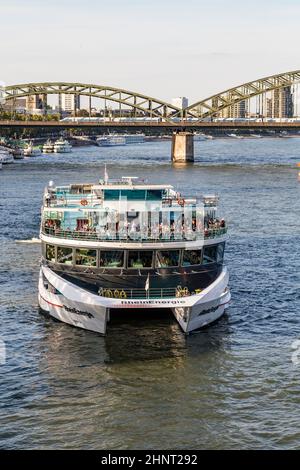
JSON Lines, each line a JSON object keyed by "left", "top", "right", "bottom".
{"left": 1, "top": 120, "right": 300, "bottom": 129}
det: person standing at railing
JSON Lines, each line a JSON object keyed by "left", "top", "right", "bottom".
{"left": 45, "top": 192, "right": 51, "bottom": 207}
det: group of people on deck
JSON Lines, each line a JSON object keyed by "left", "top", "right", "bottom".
{"left": 44, "top": 215, "right": 226, "bottom": 239}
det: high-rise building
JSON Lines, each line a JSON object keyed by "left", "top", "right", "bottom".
{"left": 292, "top": 84, "right": 300, "bottom": 117}
{"left": 270, "top": 87, "right": 293, "bottom": 118}
{"left": 0, "top": 84, "right": 4, "bottom": 107}
{"left": 61, "top": 94, "right": 80, "bottom": 112}
{"left": 265, "top": 98, "right": 273, "bottom": 118}
{"left": 171, "top": 97, "right": 188, "bottom": 109}
{"left": 232, "top": 100, "right": 248, "bottom": 118}
{"left": 216, "top": 99, "right": 248, "bottom": 119}
{"left": 26, "top": 95, "right": 45, "bottom": 113}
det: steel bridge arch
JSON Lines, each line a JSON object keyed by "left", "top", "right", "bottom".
{"left": 3, "top": 71, "right": 300, "bottom": 122}
{"left": 183, "top": 69, "right": 300, "bottom": 120}
{"left": 3, "top": 82, "right": 181, "bottom": 120}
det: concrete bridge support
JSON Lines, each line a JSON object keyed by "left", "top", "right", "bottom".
{"left": 171, "top": 131, "right": 194, "bottom": 163}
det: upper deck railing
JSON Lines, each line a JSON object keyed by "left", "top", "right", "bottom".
{"left": 45, "top": 196, "right": 201, "bottom": 210}
{"left": 41, "top": 226, "right": 227, "bottom": 242}
{"left": 44, "top": 186, "right": 219, "bottom": 210}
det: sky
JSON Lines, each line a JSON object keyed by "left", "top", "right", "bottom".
{"left": 0, "top": 0, "right": 299, "bottom": 104}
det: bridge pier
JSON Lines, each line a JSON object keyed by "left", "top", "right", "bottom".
{"left": 171, "top": 131, "right": 194, "bottom": 163}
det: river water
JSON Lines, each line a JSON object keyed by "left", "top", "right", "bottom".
{"left": 0, "top": 137, "right": 299, "bottom": 450}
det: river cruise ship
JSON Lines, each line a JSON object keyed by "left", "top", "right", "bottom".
{"left": 97, "top": 135, "right": 126, "bottom": 147}
{"left": 119, "top": 133, "right": 145, "bottom": 144}
{"left": 39, "top": 175, "right": 230, "bottom": 334}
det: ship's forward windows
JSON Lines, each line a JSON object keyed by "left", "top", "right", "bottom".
{"left": 182, "top": 249, "right": 202, "bottom": 266}
{"left": 57, "top": 247, "right": 73, "bottom": 264}
{"left": 156, "top": 250, "right": 180, "bottom": 267}
{"left": 103, "top": 190, "right": 120, "bottom": 201}
{"left": 75, "top": 249, "right": 97, "bottom": 266}
{"left": 46, "top": 244, "right": 56, "bottom": 262}
{"left": 103, "top": 189, "right": 162, "bottom": 201}
{"left": 99, "top": 250, "right": 124, "bottom": 268}
{"left": 122, "top": 190, "right": 146, "bottom": 200}
{"left": 217, "top": 243, "right": 225, "bottom": 262}
{"left": 128, "top": 251, "right": 153, "bottom": 268}
{"left": 203, "top": 245, "right": 218, "bottom": 264}
{"left": 146, "top": 190, "right": 162, "bottom": 200}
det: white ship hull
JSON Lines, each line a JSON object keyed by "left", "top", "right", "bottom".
{"left": 0, "top": 154, "right": 14, "bottom": 164}
{"left": 38, "top": 265, "right": 230, "bottom": 335}
{"left": 24, "top": 149, "right": 41, "bottom": 157}
{"left": 38, "top": 266, "right": 109, "bottom": 334}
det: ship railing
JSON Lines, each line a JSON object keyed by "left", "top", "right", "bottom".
{"left": 42, "top": 227, "right": 227, "bottom": 241}
{"left": 44, "top": 195, "right": 102, "bottom": 208}
{"left": 204, "top": 227, "right": 227, "bottom": 239}
{"left": 161, "top": 197, "right": 218, "bottom": 208}
{"left": 98, "top": 285, "right": 197, "bottom": 299}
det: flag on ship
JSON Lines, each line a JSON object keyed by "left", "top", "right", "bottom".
{"left": 145, "top": 273, "right": 150, "bottom": 292}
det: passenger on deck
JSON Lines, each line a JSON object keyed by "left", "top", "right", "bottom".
{"left": 45, "top": 193, "right": 51, "bottom": 207}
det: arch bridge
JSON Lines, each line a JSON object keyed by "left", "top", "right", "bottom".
{"left": 3, "top": 82, "right": 181, "bottom": 121}
{"left": 181, "top": 69, "right": 300, "bottom": 120}
{"left": 1, "top": 70, "right": 300, "bottom": 122}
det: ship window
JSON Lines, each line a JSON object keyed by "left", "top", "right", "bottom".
{"left": 182, "top": 249, "right": 202, "bottom": 266}
{"left": 128, "top": 251, "right": 153, "bottom": 268}
{"left": 120, "top": 190, "right": 146, "bottom": 200}
{"left": 104, "top": 190, "right": 120, "bottom": 200}
{"left": 217, "top": 243, "right": 225, "bottom": 262}
{"left": 99, "top": 250, "right": 124, "bottom": 268}
{"left": 75, "top": 249, "right": 97, "bottom": 266}
{"left": 146, "top": 190, "right": 162, "bottom": 200}
{"left": 46, "top": 244, "right": 56, "bottom": 262}
{"left": 156, "top": 250, "right": 180, "bottom": 268}
{"left": 57, "top": 247, "right": 73, "bottom": 265}
{"left": 203, "top": 245, "right": 218, "bottom": 264}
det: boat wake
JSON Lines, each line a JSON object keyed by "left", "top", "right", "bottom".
{"left": 16, "top": 237, "right": 41, "bottom": 244}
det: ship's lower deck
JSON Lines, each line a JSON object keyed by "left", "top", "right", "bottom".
{"left": 38, "top": 262, "right": 230, "bottom": 334}
{"left": 47, "top": 261, "right": 222, "bottom": 297}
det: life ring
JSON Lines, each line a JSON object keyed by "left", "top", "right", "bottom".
{"left": 177, "top": 198, "right": 185, "bottom": 207}
{"left": 113, "top": 289, "right": 120, "bottom": 298}
{"left": 120, "top": 290, "right": 127, "bottom": 299}
{"left": 105, "top": 289, "right": 113, "bottom": 298}
{"left": 80, "top": 199, "right": 88, "bottom": 206}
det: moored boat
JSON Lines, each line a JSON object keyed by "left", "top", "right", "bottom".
{"left": 119, "top": 133, "right": 145, "bottom": 144}
{"left": 193, "top": 133, "right": 214, "bottom": 141}
{"left": 227, "top": 133, "right": 244, "bottom": 139}
{"left": 24, "top": 142, "right": 42, "bottom": 157}
{"left": 53, "top": 138, "right": 72, "bottom": 153}
{"left": 42, "top": 140, "right": 55, "bottom": 153}
{"left": 9, "top": 147, "right": 24, "bottom": 159}
{"left": 97, "top": 135, "right": 126, "bottom": 147}
{"left": 0, "top": 147, "right": 14, "bottom": 164}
